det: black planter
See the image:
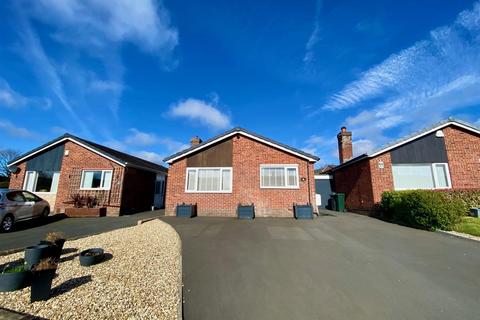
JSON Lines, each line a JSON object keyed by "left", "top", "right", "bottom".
{"left": 176, "top": 204, "right": 197, "bottom": 218}
{"left": 79, "top": 248, "right": 105, "bottom": 267}
{"left": 294, "top": 204, "right": 314, "bottom": 219}
{"left": 30, "top": 269, "right": 56, "bottom": 302}
{"left": 25, "top": 245, "right": 54, "bottom": 269}
{"left": 0, "top": 269, "right": 31, "bottom": 292}
{"left": 237, "top": 204, "right": 255, "bottom": 219}
{"left": 38, "top": 240, "right": 64, "bottom": 260}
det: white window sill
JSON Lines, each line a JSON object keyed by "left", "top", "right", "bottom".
{"left": 34, "top": 192, "right": 57, "bottom": 195}
{"left": 185, "top": 190, "right": 232, "bottom": 194}
{"left": 79, "top": 188, "right": 111, "bottom": 191}
{"left": 260, "top": 186, "right": 300, "bottom": 189}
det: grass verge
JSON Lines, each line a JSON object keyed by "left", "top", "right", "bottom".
{"left": 452, "top": 217, "right": 480, "bottom": 237}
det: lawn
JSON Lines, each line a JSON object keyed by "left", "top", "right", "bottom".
{"left": 452, "top": 217, "right": 480, "bottom": 237}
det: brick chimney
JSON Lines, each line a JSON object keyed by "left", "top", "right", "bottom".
{"left": 337, "top": 127, "right": 352, "bottom": 164}
{"left": 190, "top": 136, "right": 202, "bottom": 146}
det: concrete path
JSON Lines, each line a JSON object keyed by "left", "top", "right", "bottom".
{"left": 163, "top": 211, "right": 480, "bottom": 320}
{"left": 0, "top": 210, "right": 163, "bottom": 253}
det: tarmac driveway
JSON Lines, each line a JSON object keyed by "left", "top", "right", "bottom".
{"left": 162, "top": 211, "right": 480, "bottom": 320}
{"left": 0, "top": 210, "right": 161, "bottom": 253}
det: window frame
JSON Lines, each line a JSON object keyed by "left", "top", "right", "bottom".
{"left": 79, "top": 169, "right": 113, "bottom": 191}
{"left": 259, "top": 164, "right": 300, "bottom": 189}
{"left": 392, "top": 163, "right": 452, "bottom": 191}
{"left": 184, "top": 167, "right": 233, "bottom": 193}
{"left": 23, "top": 171, "right": 60, "bottom": 194}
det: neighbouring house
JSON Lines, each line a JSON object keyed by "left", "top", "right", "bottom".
{"left": 331, "top": 118, "right": 480, "bottom": 213}
{"left": 163, "top": 128, "right": 319, "bottom": 217}
{"left": 7, "top": 134, "right": 167, "bottom": 216}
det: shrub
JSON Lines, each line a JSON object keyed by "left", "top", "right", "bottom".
{"left": 381, "top": 190, "right": 464, "bottom": 231}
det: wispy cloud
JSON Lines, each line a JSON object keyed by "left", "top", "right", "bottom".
{"left": 11, "top": 0, "right": 178, "bottom": 135}
{"left": 103, "top": 128, "right": 189, "bottom": 163}
{"left": 124, "top": 128, "right": 189, "bottom": 151}
{"left": 0, "top": 119, "right": 33, "bottom": 138}
{"left": 133, "top": 151, "right": 165, "bottom": 164}
{"left": 318, "top": 1, "right": 480, "bottom": 152}
{"left": 303, "top": 0, "right": 323, "bottom": 65}
{"left": 0, "top": 78, "right": 51, "bottom": 109}
{"left": 168, "top": 95, "right": 232, "bottom": 131}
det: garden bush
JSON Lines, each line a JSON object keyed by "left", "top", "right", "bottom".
{"left": 381, "top": 190, "right": 465, "bottom": 231}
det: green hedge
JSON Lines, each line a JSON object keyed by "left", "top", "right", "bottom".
{"left": 381, "top": 190, "right": 465, "bottom": 231}
{"left": 441, "top": 190, "right": 480, "bottom": 212}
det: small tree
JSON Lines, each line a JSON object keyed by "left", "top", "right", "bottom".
{"left": 0, "top": 149, "right": 21, "bottom": 178}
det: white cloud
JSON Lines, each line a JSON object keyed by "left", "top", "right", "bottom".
{"left": 125, "top": 128, "right": 158, "bottom": 146}
{"left": 320, "top": 1, "right": 480, "bottom": 152}
{"left": 0, "top": 119, "right": 33, "bottom": 138}
{"left": 124, "top": 128, "right": 190, "bottom": 152}
{"left": 353, "top": 139, "right": 375, "bottom": 156}
{"left": 303, "top": 0, "right": 323, "bottom": 65}
{"left": 169, "top": 97, "right": 232, "bottom": 131}
{"left": 321, "top": 1, "right": 480, "bottom": 112}
{"left": 0, "top": 78, "right": 51, "bottom": 110}
{"left": 133, "top": 151, "right": 164, "bottom": 164}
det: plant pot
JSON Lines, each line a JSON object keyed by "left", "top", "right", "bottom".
{"left": 30, "top": 269, "right": 56, "bottom": 302}
{"left": 176, "top": 204, "right": 197, "bottom": 218}
{"left": 237, "top": 205, "right": 255, "bottom": 219}
{"left": 294, "top": 204, "right": 314, "bottom": 219}
{"left": 38, "top": 240, "right": 64, "bottom": 260}
{"left": 25, "top": 245, "right": 55, "bottom": 270}
{"left": 79, "top": 248, "right": 104, "bottom": 267}
{"left": 65, "top": 207, "right": 107, "bottom": 218}
{"left": 0, "top": 269, "right": 31, "bottom": 292}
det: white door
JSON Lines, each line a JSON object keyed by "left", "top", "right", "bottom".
{"left": 154, "top": 174, "right": 166, "bottom": 208}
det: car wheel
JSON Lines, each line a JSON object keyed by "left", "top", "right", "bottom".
{"left": 1, "top": 215, "right": 14, "bottom": 232}
{"left": 42, "top": 207, "right": 50, "bottom": 218}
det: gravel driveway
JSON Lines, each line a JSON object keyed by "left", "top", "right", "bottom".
{"left": 0, "top": 219, "right": 182, "bottom": 319}
{"left": 163, "top": 211, "right": 480, "bottom": 320}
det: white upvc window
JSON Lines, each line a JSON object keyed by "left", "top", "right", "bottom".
{"left": 80, "top": 170, "right": 113, "bottom": 190}
{"left": 23, "top": 171, "right": 60, "bottom": 193}
{"left": 392, "top": 163, "right": 452, "bottom": 190}
{"left": 260, "top": 164, "right": 299, "bottom": 189}
{"left": 185, "top": 167, "right": 232, "bottom": 193}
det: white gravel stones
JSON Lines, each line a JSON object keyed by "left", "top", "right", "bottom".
{"left": 0, "top": 219, "right": 182, "bottom": 319}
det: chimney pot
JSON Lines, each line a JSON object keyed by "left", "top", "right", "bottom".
{"left": 337, "top": 127, "right": 353, "bottom": 164}
{"left": 190, "top": 136, "right": 202, "bottom": 146}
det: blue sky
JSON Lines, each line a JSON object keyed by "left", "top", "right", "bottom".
{"left": 0, "top": 0, "right": 479, "bottom": 166}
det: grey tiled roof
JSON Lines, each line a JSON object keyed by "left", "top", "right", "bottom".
{"left": 163, "top": 127, "right": 320, "bottom": 162}
{"left": 9, "top": 134, "right": 167, "bottom": 173}
{"left": 332, "top": 117, "right": 480, "bottom": 172}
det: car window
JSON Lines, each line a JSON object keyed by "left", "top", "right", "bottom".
{"left": 23, "top": 192, "right": 39, "bottom": 202}
{"left": 6, "top": 191, "right": 26, "bottom": 202}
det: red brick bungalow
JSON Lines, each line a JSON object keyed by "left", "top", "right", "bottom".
{"left": 8, "top": 134, "right": 167, "bottom": 216}
{"left": 163, "top": 128, "right": 319, "bottom": 217}
{"left": 331, "top": 118, "right": 480, "bottom": 213}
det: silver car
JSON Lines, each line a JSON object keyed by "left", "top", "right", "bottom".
{"left": 0, "top": 189, "right": 50, "bottom": 232}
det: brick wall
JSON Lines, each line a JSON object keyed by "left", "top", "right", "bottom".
{"left": 368, "top": 153, "right": 394, "bottom": 205}
{"left": 8, "top": 162, "right": 26, "bottom": 190}
{"left": 56, "top": 141, "right": 124, "bottom": 216}
{"left": 332, "top": 159, "right": 375, "bottom": 211}
{"left": 165, "top": 135, "right": 316, "bottom": 217}
{"left": 443, "top": 126, "right": 480, "bottom": 189}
